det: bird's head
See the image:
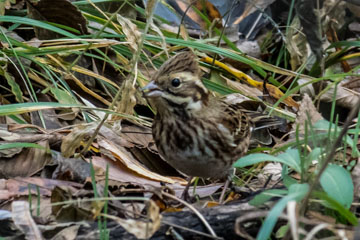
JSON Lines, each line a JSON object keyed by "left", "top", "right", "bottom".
{"left": 142, "top": 52, "right": 209, "bottom": 115}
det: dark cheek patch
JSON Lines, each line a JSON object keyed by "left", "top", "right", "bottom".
{"left": 194, "top": 84, "right": 208, "bottom": 103}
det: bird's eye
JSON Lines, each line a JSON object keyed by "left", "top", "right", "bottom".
{"left": 171, "top": 78, "right": 181, "bottom": 87}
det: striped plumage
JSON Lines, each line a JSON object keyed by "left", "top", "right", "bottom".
{"left": 142, "top": 52, "right": 252, "bottom": 178}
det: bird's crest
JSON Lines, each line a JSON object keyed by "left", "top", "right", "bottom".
{"left": 152, "top": 51, "right": 201, "bottom": 81}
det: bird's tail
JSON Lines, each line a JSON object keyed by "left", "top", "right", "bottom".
{"left": 243, "top": 110, "right": 284, "bottom": 131}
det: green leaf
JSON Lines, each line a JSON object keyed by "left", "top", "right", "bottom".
{"left": 283, "top": 174, "right": 298, "bottom": 189}
{"left": 0, "top": 102, "right": 82, "bottom": 116}
{"left": 277, "top": 149, "right": 301, "bottom": 173}
{"left": 50, "top": 88, "right": 77, "bottom": 104}
{"left": 234, "top": 153, "right": 283, "bottom": 167}
{"left": 313, "top": 119, "right": 335, "bottom": 130}
{"left": 234, "top": 148, "right": 301, "bottom": 173}
{"left": 203, "top": 78, "right": 236, "bottom": 95}
{"left": 0, "top": 142, "right": 45, "bottom": 150}
{"left": 281, "top": 165, "right": 298, "bottom": 189}
{"left": 313, "top": 191, "right": 357, "bottom": 225}
{"left": 0, "top": 66, "right": 23, "bottom": 103}
{"left": 307, "top": 148, "right": 321, "bottom": 164}
{"left": 257, "top": 183, "right": 309, "bottom": 240}
{"left": 6, "top": 75, "right": 23, "bottom": 103}
{"left": 320, "top": 164, "right": 353, "bottom": 209}
{"left": 0, "top": 16, "right": 77, "bottom": 38}
{"left": 249, "top": 189, "right": 288, "bottom": 206}
{"left": 74, "top": 0, "right": 127, "bottom": 6}
{"left": 275, "top": 225, "right": 289, "bottom": 239}
{"left": 313, "top": 120, "right": 360, "bottom": 157}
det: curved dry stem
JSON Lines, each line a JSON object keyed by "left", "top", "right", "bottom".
{"left": 161, "top": 191, "right": 218, "bottom": 238}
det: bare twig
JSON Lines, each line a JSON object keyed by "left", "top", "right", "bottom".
{"left": 161, "top": 191, "right": 218, "bottom": 238}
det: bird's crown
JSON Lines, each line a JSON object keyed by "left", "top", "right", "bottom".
{"left": 143, "top": 52, "right": 209, "bottom": 113}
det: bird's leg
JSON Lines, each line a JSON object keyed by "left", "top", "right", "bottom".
{"left": 219, "top": 169, "right": 235, "bottom": 204}
{"left": 181, "top": 176, "right": 193, "bottom": 201}
{"left": 219, "top": 179, "right": 230, "bottom": 204}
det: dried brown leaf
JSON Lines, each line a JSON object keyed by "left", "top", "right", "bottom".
{"left": 0, "top": 177, "right": 82, "bottom": 200}
{"left": 0, "top": 140, "right": 52, "bottom": 178}
{"left": 114, "top": 79, "right": 137, "bottom": 117}
{"left": 92, "top": 155, "right": 183, "bottom": 188}
{"left": 31, "top": 94, "right": 65, "bottom": 128}
{"left": 117, "top": 15, "right": 141, "bottom": 52}
{"left": 347, "top": 2, "right": 360, "bottom": 17}
{"left": 50, "top": 225, "right": 80, "bottom": 240}
{"left": 61, "top": 123, "right": 97, "bottom": 158}
{"left": 222, "top": 79, "right": 262, "bottom": 100}
{"left": 12, "top": 201, "right": 43, "bottom": 240}
{"left": 0, "top": 143, "right": 23, "bottom": 158}
{"left": 286, "top": 17, "right": 311, "bottom": 70}
{"left": 172, "top": 183, "right": 223, "bottom": 199}
{"left": 111, "top": 200, "right": 161, "bottom": 239}
{"left": 292, "top": 94, "right": 323, "bottom": 134}
{"left": 28, "top": 0, "right": 87, "bottom": 40}
{"left": 0, "top": 0, "right": 16, "bottom": 16}
{"left": 320, "top": 84, "right": 360, "bottom": 110}
{"left": 51, "top": 186, "right": 94, "bottom": 222}
{"left": 97, "top": 138, "right": 186, "bottom": 185}
{"left": 52, "top": 152, "right": 90, "bottom": 183}
{"left": 111, "top": 121, "right": 153, "bottom": 149}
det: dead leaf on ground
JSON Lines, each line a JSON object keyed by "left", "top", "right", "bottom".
{"left": 51, "top": 186, "right": 94, "bottom": 222}
{"left": 173, "top": 183, "right": 223, "bottom": 199}
{"left": 308, "top": 210, "right": 337, "bottom": 224}
{"left": 222, "top": 75, "right": 262, "bottom": 99}
{"left": 347, "top": 2, "right": 360, "bottom": 17}
{"left": 50, "top": 225, "right": 79, "bottom": 240}
{"left": 320, "top": 82, "right": 360, "bottom": 110}
{"left": 257, "top": 163, "right": 282, "bottom": 187}
{"left": 0, "top": 140, "right": 52, "bottom": 178}
{"left": 342, "top": 76, "right": 360, "bottom": 93}
{"left": 0, "top": 142, "right": 23, "bottom": 158}
{"left": 292, "top": 94, "right": 323, "bottom": 135}
{"left": 12, "top": 201, "right": 43, "bottom": 240}
{"left": 111, "top": 121, "right": 152, "bottom": 149}
{"left": 0, "top": 195, "right": 53, "bottom": 222}
{"left": 0, "top": 0, "right": 17, "bottom": 16}
{"left": 113, "top": 122, "right": 181, "bottom": 176}
{"left": 30, "top": 94, "right": 66, "bottom": 128}
{"left": 61, "top": 123, "right": 96, "bottom": 158}
{"left": 108, "top": 200, "right": 161, "bottom": 239}
{"left": 51, "top": 151, "right": 90, "bottom": 183}
{"left": 92, "top": 155, "right": 162, "bottom": 187}
{"left": 99, "top": 122, "right": 136, "bottom": 148}
{"left": 97, "top": 137, "right": 187, "bottom": 185}
{"left": 28, "top": 0, "right": 88, "bottom": 40}
{"left": 0, "top": 177, "right": 83, "bottom": 200}
{"left": 236, "top": 40, "right": 261, "bottom": 59}
{"left": 0, "top": 124, "right": 63, "bottom": 148}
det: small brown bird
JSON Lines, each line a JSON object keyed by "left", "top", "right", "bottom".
{"left": 142, "top": 52, "right": 274, "bottom": 197}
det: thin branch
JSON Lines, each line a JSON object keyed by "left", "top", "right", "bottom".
{"left": 162, "top": 191, "right": 218, "bottom": 238}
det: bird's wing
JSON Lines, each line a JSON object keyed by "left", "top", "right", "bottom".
{"left": 219, "top": 101, "right": 251, "bottom": 145}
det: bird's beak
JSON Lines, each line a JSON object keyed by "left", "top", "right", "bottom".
{"left": 142, "top": 81, "right": 162, "bottom": 98}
